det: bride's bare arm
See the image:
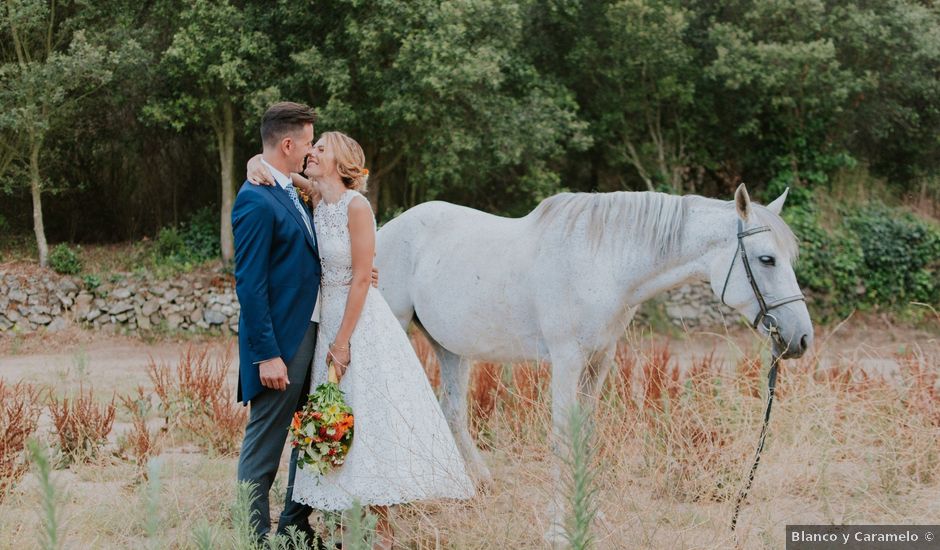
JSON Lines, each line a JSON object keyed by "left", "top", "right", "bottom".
{"left": 329, "top": 197, "right": 375, "bottom": 376}
{"left": 246, "top": 154, "right": 275, "bottom": 186}
{"left": 290, "top": 172, "right": 321, "bottom": 206}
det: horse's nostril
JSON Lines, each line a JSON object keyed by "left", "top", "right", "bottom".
{"left": 800, "top": 334, "right": 809, "bottom": 352}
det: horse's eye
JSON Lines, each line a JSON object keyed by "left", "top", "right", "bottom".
{"left": 759, "top": 255, "right": 776, "bottom": 266}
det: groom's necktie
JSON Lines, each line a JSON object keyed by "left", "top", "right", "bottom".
{"left": 285, "top": 183, "right": 314, "bottom": 238}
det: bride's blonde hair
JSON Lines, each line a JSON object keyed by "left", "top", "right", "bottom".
{"left": 321, "top": 131, "right": 368, "bottom": 192}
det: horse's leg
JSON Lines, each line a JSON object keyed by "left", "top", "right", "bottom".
{"left": 434, "top": 343, "right": 493, "bottom": 486}
{"left": 544, "top": 342, "right": 588, "bottom": 547}
{"left": 580, "top": 344, "right": 616, "bottom": 410}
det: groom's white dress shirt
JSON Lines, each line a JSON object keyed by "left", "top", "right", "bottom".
{"left": 261, "top": 158, "right": 321, "bottom": 323}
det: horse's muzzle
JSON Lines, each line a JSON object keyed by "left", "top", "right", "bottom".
{"left": 771, "top": 330, "right": 813, "bottom": 359}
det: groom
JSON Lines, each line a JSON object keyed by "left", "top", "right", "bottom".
{"left": 233, "top": 101, "right": 322, "bottom": 544}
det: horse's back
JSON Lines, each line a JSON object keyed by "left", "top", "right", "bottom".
{"left": 375, "top": 200, "right": 544, "bottom": 358}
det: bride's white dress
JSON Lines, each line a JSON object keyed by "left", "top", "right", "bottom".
{"left": 292, "top": 189, "right": 475, "bottom": 510}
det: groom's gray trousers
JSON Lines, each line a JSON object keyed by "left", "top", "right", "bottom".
{"left": 237, "top": 321, "right": 317, "bottom": 539}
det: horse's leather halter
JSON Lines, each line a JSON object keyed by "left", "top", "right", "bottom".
{"left": 720, "top": 218, "right": 805, "bottom": 333}
{"left": 721, "top": 217, "right": 807, "bottom": 532}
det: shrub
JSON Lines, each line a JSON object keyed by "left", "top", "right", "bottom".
{"left": 780, "top": 201, "right": 864, "bottom": 319}
{"left": 154, "top": 207, "right": 220, "bottom": 268}
{"left": 117, "top": 386, "right": 161, "bottom": 479}
{"left": 147, "top": 344, "right": 246, "bottom": 454}
{"left": 48, "top": 243, "right": 83, "bottom": 275}
{"left": 846, "top": 204, "right": 940, "bottom": 308}
{"left": 81, "top": 273, "right": 101, "bottom": 290}
{"left": 48, "top": 386, "right": 116, "bottom": 464}
{"left": 27, "top": 440, "right": 61, "bottom": 550}
{"left": 0, "top": 381, "right": 43, "bottom": 502}
{"left": 779, "top": 188, "right": 940, "bottom": 319}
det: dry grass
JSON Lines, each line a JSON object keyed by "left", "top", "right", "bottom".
{"left": 0, "top": 336, "right": 938, "bottom": 548}
{"left": 147, "top": 344, "right": 246, "bottom": 455}
{"left": 0, "top": 381, "right": 43, "bottom": 502}
{"left": 117, "top": 386, "right": 161, "bottom": 479}
{"left": 48, "top": 386, "right": 116, "bottom": 464}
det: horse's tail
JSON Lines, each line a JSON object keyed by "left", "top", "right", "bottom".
{"left": 376, "top": 213, "right": 417, "bottom": 330}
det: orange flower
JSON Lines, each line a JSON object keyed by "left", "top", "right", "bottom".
{"left": 291, "top": 412, "right": 303, "bottom": 431}
{"left": 362, "top": 168, "right": 369, "bottom": 176}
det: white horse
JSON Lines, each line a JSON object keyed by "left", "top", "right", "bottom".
{"left": 375, "top": 184, "right": 813, "bottom": 540}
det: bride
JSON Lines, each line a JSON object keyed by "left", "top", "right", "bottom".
{"left": 247, "top": 131, "right": 474, "bottom": 548}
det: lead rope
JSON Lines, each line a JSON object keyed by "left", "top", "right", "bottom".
{"left": 730, "top": 346, "right": 781, "bottom": 532}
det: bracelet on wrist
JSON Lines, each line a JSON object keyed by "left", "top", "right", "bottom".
{"left": 330, "top": 341, "right": 350, "bottom": 351}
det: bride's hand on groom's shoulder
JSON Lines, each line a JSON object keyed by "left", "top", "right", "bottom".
{"left": 290, "top": 172, "right": 318, "bottom": 202}
{"left": 246, "top": 154, "right": 275, "bottom": 186}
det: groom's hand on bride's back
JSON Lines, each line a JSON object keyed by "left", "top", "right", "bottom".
{"left": 259, "top": 357, "right": 290, "bottom": 391}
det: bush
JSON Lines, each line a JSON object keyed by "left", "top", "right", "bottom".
{"left": 0, "top": 381, "right": 43, "bottom": 502}
{"left": 847, "top": 204, "right": 940, "bottom": 308}
{"left": 48, "top": 244, "right": 82, "bottom": 275}
{"left": 147, "top": 345, "right": 246, "bottom": 454}
{"left": 48, "top": 386, "right": 116, "bottom": 464}
{"left": 781, "top": 201, "right": 864, "bottom": 319}
{"left": 154, "top": 207, "right": 219, "bottom": 268}
{"left": 782, "top": 189, "right": 940, "bottom": 319}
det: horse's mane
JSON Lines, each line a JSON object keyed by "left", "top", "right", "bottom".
{"left": 530, "top": 191, "right": 800, "bottom": 259}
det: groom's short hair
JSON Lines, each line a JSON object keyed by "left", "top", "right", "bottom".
{"left": 261, "top": 102, "right": 317, "bottom": 148}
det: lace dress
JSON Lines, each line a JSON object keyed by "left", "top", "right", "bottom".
{"left": 292, "top": 190, "right": 475, "bottom": 510}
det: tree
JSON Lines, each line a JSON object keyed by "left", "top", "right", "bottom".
{"left": 829, "top": 0, "right": 940, "bottom": 184}
{"left": 276, "top": 0, "right": 588, "bottom": 217}
{"left": 567, "top": 0, "right": 700, "bottom": 193}
{"left": 0, "top": 0, "right": 122, "bottom": 266}
{"left": 144, "top": 0, "right": 274, "bottom": 264}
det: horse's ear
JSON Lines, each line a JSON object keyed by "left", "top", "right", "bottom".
{"left": 734, "top": 183, "right": 752, "bottom": 221}
{"left": 766, "top": 187, "right": 789, "bottom": 215}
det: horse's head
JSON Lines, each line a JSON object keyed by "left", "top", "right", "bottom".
{"left": 709, "top": 184, "right": 813, "bottom": 359}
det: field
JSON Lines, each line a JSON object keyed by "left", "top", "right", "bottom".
{"left": 0, "top": 319, "right": 938, "bottom": 549}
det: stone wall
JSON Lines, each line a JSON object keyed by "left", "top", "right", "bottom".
{"left": 0, "top": 269, "right": 736, "bottom": 336}
{"left": 0, "top": 270, "right": 240, "bottom": 335}
{"left": 650, "top": 282, "right": 738, "bottom": 330}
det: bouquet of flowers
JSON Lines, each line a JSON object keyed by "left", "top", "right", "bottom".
{"left": 289, "top": 363, "right": 354, "bottom": 475}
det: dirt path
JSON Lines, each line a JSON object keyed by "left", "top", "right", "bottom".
{"left": 0, "top": 333, "right": 239, "bottom": 395}
{"left": 1, "top": 317, "right": 935, "bottom": 393}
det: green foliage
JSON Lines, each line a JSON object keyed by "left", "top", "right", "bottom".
{"left": 846, "top": 205, "right": 940, "bottom": 308}
{"left": 190, "top": 519, "right": 219, "bottom": 550}
{"left": 48, "top": 243, "right": 82, "bottom": 275}
{"left": 142, "top": 459, "right": 163, "bottom": 548}
{"left": 154, "top": 208, "right": 219, "bottom": 268}
{"left": 284, "top": 0, "right": 588, "bottom": 214}
{"left": 342, "top": 500, "right": 378, "bottom": 550}
{"left": 231, "top": 481, "right": 262, "bottom": 550}
{"left": 784, "top": 189, "right": 940, "bottom": 319}
{"left": 784, "top": 201, "right": 864, "bottom": 319}
{"left": 1, "top": 0, "right": 939, "bottom": 321}
{"left": 563, "top": 403, "right": 599, "bottom": 549}
{"left": 81, "top": 274, "right": 101, "bottom": 291}
{"left": 143, "top": 0, "right": 273, "bottom": 132}
{"left": 27, "top": 440, "right": 60, "bottom": 550}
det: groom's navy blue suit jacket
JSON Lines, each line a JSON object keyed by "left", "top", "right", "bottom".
{"left": 232, "top": 180, "right": 320, "bottom": 404}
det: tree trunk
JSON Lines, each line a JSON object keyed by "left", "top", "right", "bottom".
{"left": 29, "top": 138, "right": 49, "bottom": 268}
{"left": 363, "top": 144, "right": 380, "bottom": 214}
{"left": 218, "top": 100, "right": 236, "bottom": 265}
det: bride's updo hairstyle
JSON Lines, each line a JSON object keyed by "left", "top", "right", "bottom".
{"left": 322, "top": 131, "right": 368, "bottom": 192}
